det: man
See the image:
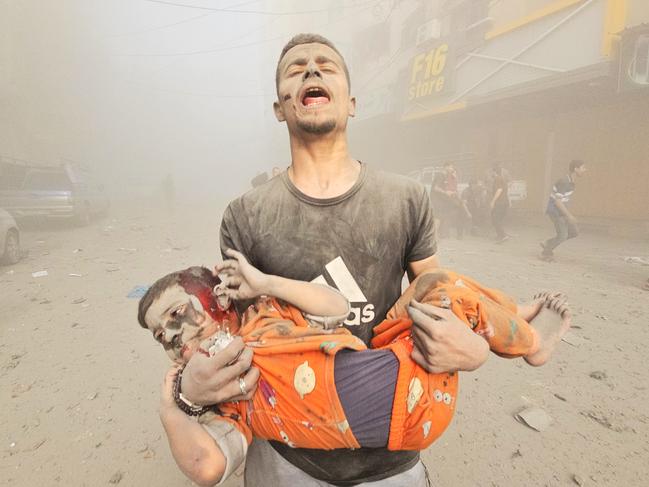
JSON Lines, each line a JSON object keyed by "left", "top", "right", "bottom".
{"left": 540, "top": 160, "right": 587, "bottom": 262}
{"left": 461, "top": 177, "right": 488, "bottom": 236}
{"left": 177, "top": 33, "right": 488, "bottom": 486}
{"left": 489, "top": 164, "right": 510, "bottom": 243}
{"left": 432, "top": 163, "right": 467, "bottom": 238}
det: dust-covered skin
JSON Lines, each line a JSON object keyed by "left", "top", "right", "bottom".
{"left": 273, "top": 42, "right": 355, "bottom": 136}
{"left": 144, "top": 284, "right": 239, "bottom": 363}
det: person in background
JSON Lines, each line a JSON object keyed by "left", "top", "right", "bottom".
{"left": 432, "top": 162, "right": 467, "bottom": 238}
{"left": 462, "top": 177, "right": 488, "bottom": 236}
{"left": 489, "top": 163, "right": 510, "bottom": 243}
{"left": 540, "top": 160, "right": 587, "bottom": 262}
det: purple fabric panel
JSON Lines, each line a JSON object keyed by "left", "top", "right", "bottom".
{"left": 334, "top": 349, "right": 398, "bottom": 448}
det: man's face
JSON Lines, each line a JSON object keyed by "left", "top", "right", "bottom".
{"left": 144, "top": 284, "right": 222, "bottom": 363}
{"left": 273, "top": 43, "right": 355, "bottom": 136}
{"left": 445, "top": 165, "right": 456, "bottom": 176}
{"left": 575, "top": 164, "right": 587, "bottom": 177}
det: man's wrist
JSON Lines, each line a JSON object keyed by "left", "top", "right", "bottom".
{"left": 263, "top": 274, "right": 280, "bottom": 296}
{"left": 175, "top": 366, "right": 212, "bottom": 416}
{"left": 160, "top": 403, "right": 184, "bottom": 426}
{"left": 463, "top": 336, "right": 489, "bottom": 371}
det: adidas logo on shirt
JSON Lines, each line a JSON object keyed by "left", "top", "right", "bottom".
{"left": 311, "top": 256, "right": 375, "bottom": 326}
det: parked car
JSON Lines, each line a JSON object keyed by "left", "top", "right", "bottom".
{"left": 0, "top": 164, "right": 109, "bottom": 226}
{"left": 0, "top": 208, "right": 20, "bottom": 265}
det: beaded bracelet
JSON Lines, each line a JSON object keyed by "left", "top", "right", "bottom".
{"left": 173, "top": 366, "right": 211, "bottom": 416}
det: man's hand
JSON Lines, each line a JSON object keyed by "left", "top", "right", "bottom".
{"left": 180, "top": 336, "right": 260, "bottom": 405}
{"left": 214, "top": 249, "right": 270, "bottom": 301}
{"left": 408, "top": 300, "right": 489, "bottom": 373}
{"left": 160, "top": 365, "right": 182, "bottom": 418}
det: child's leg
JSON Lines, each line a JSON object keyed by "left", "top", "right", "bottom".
{"left": 385, "top": 269, "right": 555, "bottom": 360}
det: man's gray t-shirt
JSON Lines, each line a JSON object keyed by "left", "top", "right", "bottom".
{"left": 220, "top": 162, "right": 437, "bottom": 485}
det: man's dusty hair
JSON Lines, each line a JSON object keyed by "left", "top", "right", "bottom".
{"left": 137, "top": 267, "right": 217, "bottom": 329}
{"left": 275, "top": 33, "right": 351, "bottom": 92}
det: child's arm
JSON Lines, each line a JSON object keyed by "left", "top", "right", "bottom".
{"left": 215, "top": 248, "right": 349, "bottom": 319}
{"left": 160, "top": 367, "right": 245, "bottom": 486}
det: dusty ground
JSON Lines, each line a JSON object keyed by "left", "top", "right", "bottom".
{"left": 1, "top": 201, "right": 648, "bottom": 487}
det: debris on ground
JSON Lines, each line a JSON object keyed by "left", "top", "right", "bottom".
{"left": 589, "top": 371, "right": 607, "bottom": 380}
{"left": 572, "top": 473, "right": 586, "bottom": 486}
{"left": 623, "top": 256, "right": 649, "bottom": 266}
{"left": 515, "top": 406, "right": 553, "bottom": 432}
{"left": 31, "top": 270, "right": 48, "bottom": 278}
{"left": 562, "top": 332, "right": 584, "bottom": 347}
{"left": 127, "top": 285, "right": 149, "bottom": 299}
{"left": 108, "top": 471, "right": 123, "bottom": 484}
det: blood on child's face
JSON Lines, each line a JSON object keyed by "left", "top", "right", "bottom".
{"left": 144, "top": 284, "right": 235, "bottom": 363}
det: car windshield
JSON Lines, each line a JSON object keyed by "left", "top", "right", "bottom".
{"left": 23, "top": 172, "right": 72, "bottom": 191}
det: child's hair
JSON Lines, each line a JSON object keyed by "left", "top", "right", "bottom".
{"left": 137, "top": 266, "right": 219, "bottom": 329}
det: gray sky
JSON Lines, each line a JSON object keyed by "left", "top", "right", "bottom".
{"left": 1, "top": 0, "right": 318, "bottom": 199}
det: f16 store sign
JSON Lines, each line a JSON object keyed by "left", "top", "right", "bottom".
{"left": 407, "top": 43, "right": 454, "bottom": 101}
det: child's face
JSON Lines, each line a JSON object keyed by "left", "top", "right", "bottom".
{"left": 144, "top": 284, "right": 232, "bottom": 363}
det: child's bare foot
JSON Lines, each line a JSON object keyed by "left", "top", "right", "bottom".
{"left": 517, "top": 291, "right": 553, "bottom": 322}
{"left": 524, "top": 293, "right": 572, "bottom": 367}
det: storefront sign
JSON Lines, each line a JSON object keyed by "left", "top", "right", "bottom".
{"left": 407, "top": 42, "right": 454, "bottom": 101}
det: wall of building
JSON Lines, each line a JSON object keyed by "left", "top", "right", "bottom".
{"left": 489, "top": 0, "right": 579, "bottom": 33}
{"left": 626, "top": 0, "right": 649, "bottom": 26}
{"left": 551, "top": 95, "right": 649, "bottom": 220}
{"left": 445, "top": 94, "right": 649, "bottom": 221}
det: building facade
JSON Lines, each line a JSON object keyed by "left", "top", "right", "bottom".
{"left": 347, "top": 0, "right": 649, "bottom": 223}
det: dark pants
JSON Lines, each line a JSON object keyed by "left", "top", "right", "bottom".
{"left": 543, "top": 213, "right": 578, "bottom": 254}
{"left": 436, "top": 201, "right": 465, "bottom": 238}
{"left": 491, "top": 205, "right": 508, "bottom": 239}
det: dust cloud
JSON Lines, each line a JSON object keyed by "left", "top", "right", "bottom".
{"left": 1, "top": 1, "right": 648, "bottom": 486}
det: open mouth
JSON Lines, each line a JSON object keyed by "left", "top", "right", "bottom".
{"left": 301, "top": 86, "right": 330, "bottom": 107}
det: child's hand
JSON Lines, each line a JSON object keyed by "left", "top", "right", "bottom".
{"left": 214, "top": 249, "right": 271, "bottom": 300}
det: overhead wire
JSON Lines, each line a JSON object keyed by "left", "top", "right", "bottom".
{"left": 106, "top": 0, "right": 262, "bottom": 38}
{"left": 105, "top": 13, "right": 209, "bottom": 39}
{"left": 118, "top": 0, "right": 380, "bottom": 57}
{"left": 143, "top": 0, "right": 373, "bottom": 16}
{"left": 118, "top": 1, "right": 393, "bottom": 102}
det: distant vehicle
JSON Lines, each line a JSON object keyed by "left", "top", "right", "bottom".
{"left": 0, "top": 163, "right": 109, "bottom": 225}
{"left": 0, "top": 208, "right": 20, "bottom": 265}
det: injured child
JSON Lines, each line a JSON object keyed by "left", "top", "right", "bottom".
{"left": 138, "top": 250, "right": 571, "bottom": 486}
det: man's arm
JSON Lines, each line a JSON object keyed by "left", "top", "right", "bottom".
{"left": 179, "top": 205, "right": 261, "bottom": 406}
{"left": 160, "top": 368, "right": 228, "bottom": 487}
{"left": 550, "top": 180, "right": 577, "bottom": 222}
{"left": 407, "top": 254, "right": 439, "bottom": 282}
{"left": 490, "top": 188, "right": 503, "bottom": 209}
{"left": 552, "top": 197, "right": 576, "bottom": 223}
{"left": 406, "top": 256, "right": 489, "bottom": 373}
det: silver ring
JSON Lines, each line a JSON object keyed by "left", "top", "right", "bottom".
{"left": 239, "top": 377, "right": 247, "bottom": 395}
